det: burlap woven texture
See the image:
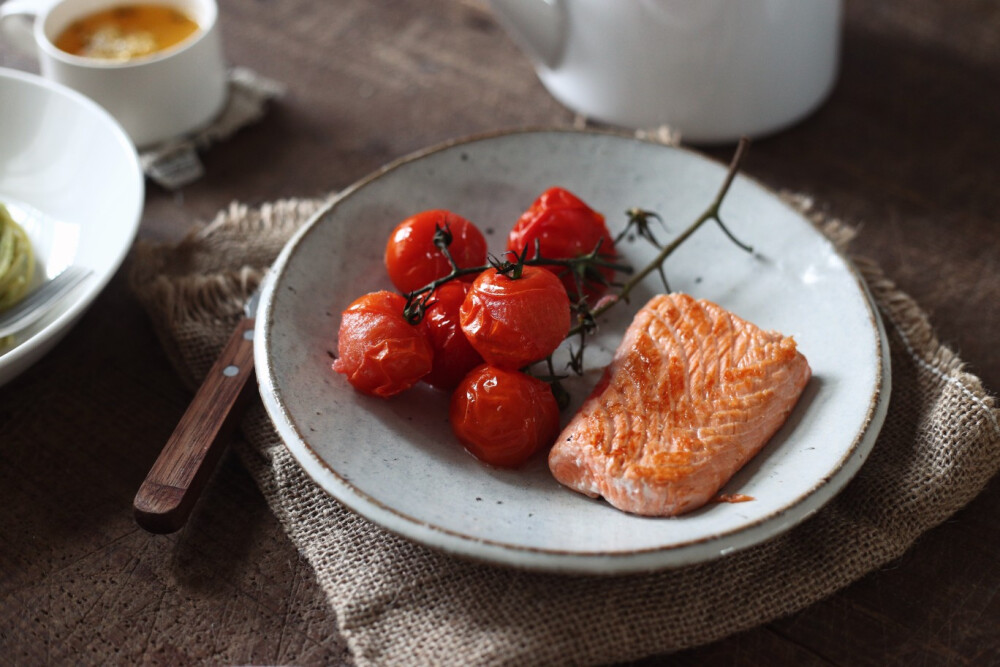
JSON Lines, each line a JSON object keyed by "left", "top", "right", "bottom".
{"left": 130, "top": 196, "right": 1000, "bottom": 666}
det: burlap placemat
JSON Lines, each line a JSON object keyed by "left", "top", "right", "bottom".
{"left": 130, "top": 195, "right": 1000, "bottom": 666}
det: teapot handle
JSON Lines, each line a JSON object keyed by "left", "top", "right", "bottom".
{"left": 0, "top": 0, "right": 45, "bottom": 57}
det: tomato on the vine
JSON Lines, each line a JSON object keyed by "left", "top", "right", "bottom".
{"left": 333, "top": 291, "right": 433, "bottom": 398}
{"left": 418, "top": 281, "right": 484, "bottom": 390}
{"left": 450, "top": 364, "right": 561, "bottom": 467}
{"left": 385, "top": 209, "right": 488, "bottom": 294}
{"left": 459, "top": 264, "right": 570, "bottom": 370}
{"left": 506, "top": 187, "right": 617, "bottom": 302}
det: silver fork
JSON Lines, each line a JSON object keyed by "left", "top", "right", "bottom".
{"left": 0, "top": 265, "right": 93, "bottom": 338}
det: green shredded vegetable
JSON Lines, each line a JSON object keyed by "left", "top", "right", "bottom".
{"left": 0, "top": 203, "right": 35, "bottom": 313}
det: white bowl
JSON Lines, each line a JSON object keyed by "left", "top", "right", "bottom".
{"left": 0, "top": 67, "right": 143, "bottom": 387}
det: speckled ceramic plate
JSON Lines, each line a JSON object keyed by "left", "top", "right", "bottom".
{"left": 256, "top": 129, "right": 890, "bottom": 574}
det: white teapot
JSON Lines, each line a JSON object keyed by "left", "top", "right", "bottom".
{"left": 488, "top": 0, "right": 842, "bottom": 143}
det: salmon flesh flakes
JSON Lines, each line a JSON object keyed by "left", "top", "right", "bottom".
{"left": 548, "top": 293, "right": 811, "bottom": 517}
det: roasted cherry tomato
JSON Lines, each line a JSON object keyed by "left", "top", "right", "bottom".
{"left": 418, "top": 281, "right": 484, "bottom": 390}
{"left": 333, "top": 291, "right": 433, "bottom": 398}
{"left": 506, "top": 187, "right": 617, "bottom": 302}
{"left": 385, "top": 210, "right": 488, "bottom": 294}
{"left": 459, "top": 265, "right": 570, "bottom": 369}
{"left": 450, "top": 364, "right": 561, "bottom": 467}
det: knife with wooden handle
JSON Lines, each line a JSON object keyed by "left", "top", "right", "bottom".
{"left": 133, "top": 289, "right": 261, "bottom": 534}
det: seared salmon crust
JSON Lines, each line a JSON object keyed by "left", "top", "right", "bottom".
{"left": 548, "top": 293, "right": 811, "bottom": 517}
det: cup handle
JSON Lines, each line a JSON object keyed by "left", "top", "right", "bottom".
{"left": 0, "top": 0, "right": 44, "bottom": 57}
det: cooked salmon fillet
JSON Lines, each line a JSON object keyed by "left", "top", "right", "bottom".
{"left": 548, "top": 293, "right": 811, "bottom": 517}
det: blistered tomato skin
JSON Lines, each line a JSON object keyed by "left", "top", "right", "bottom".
{"left": 418, "top": 281, "right": 484, "bottom": 390}
{"left": 385, "top": 210, "right": 488, "bottom": 294}
{"left": 333, "top": 291, "right": 433, "bottom": 398}
{"left": 506, "top": 187, "right": 616, "bottom": 302}
{"left": 449, "top": 364, "right": 561, "bottom": 467}
{"left": 459, "top": 265, "right": 571, "bottom": 370}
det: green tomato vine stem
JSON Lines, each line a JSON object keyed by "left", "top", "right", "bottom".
{"left": 565, "top": 136, "right": 752, "bottom": 338}
{"left": 404, "top": 137, "right": 751, "bottom": 357}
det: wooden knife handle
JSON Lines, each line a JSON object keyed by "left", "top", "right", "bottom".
{"left": 134, "top": 317, "right": 258, "bottom": 534}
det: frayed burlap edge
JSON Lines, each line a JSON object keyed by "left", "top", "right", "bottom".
{"left": 128, "top": 194, "right": 1000, "bottom": 666}
{"left": 129, "top": 198, "right": 328, "bottom": 389}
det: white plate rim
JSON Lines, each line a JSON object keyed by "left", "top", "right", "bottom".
{"left": 0, "top": 68, "right": 144, "bottom": 382}
{"left": 256, "top": 127, "right": 890, "bottom": 574}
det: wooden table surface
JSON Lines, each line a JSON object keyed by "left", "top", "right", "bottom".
{"left": 2, "top": 0, "right": 998, "bottom": 664}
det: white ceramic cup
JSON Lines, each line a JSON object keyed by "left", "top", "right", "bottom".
{"left": 488, "top": 0, "right": 842, "bottom": 144}
{"left": 0, "top": 0, "right": 228, "bottom": 148}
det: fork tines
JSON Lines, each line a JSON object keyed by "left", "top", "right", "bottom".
{"left": 0, "top": 266, "right": 93, "bottom": 339}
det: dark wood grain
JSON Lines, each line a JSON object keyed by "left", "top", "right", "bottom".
{"left": 1, "top": 0, "right": 998, "bottom": 664}
{"left": 133, "top": 317, "right": 257, "bottom": 534}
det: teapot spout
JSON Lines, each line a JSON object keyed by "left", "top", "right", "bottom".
{"left": 487, "top": 0, "right": 566, "bottom": 69}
